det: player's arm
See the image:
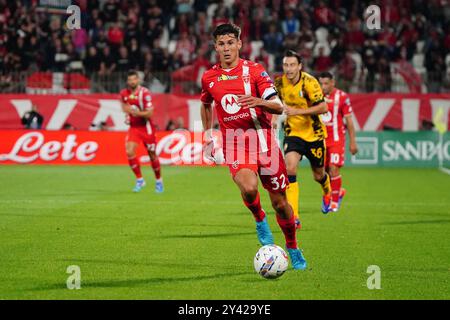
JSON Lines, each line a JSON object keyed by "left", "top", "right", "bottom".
{"left": 121, "top": 101, "right": 132, "bottom": 113}
{"left": 238, "top": 95, "right": 283, "bottom": 114}
{"left": 129, "top": 92, "right": 154, "bottom": 119}
{"left": 201, "top": 103, "right": 213, "bottom": 136}
{"left": 129, "top": 108, "right": 154, "bottom": 119}
{"left": 200, "top": 73, "right": 215, "bottom": 140}
{"left": 285, "top": 76, "right": 328, "bottom": 116}
{"left": 284, "top": 101, "right": 328, "bottom": 116}
{"left": 345, "top": 115, "right": 358, "bottom": 155}
{"left": 238, "top": 66, "right": 283, "bottom": 114}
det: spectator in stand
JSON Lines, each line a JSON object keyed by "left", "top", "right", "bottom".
{"left": 72, "top": 28, "right": 88, "bottom": 57}
{"left": 84, "top": 46, "right": 101, "bottom": 73}
{"left": 129, "top": 38, "right": 141, "bottom": 70}
{"left": 378, "top": 56, "right": 392, "bottom": 92}
{"left": 174, "top": 32, "right": 196, "bottom": 66}
{"left": 337, "top": 50, "right": 357, "bottom": 92}
{"left": 99, "top": 46, "right": 116, "bottom": 76}
{"left": 117, "top": 46, "right": 130, "bottom": 72}
{"left": 107, "top": 23, "right": 124, "bottom": 51}
{"left": 314, "top": 0, "right": 335, "bottom": 27}
{"left": 143, "top": 19, "right": 162, "bottom": 47}
{"left": 263, "top": 23, "right": 284, "bottom": 55}
{"left": 313, "top": 46, "right": 333, "bottom": 73}
{"left": 0, "top": 0, "right": 448, "bottom": 94}
{"left": 281, "top": 9, "right": 300, "bottom": 35}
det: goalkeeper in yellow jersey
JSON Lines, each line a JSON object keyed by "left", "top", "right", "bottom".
{"left": 273, "top": 50, "right": 332, "bottom": 228}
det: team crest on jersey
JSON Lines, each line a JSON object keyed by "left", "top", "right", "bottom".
{"left": 221, "top": 94, "right": 241, "bottom": 114}
{"left": 218, "top": 75, "right": 239, "bottom": 81}
{"left": 321, "top": 111, "right": 332, "bottom": 123}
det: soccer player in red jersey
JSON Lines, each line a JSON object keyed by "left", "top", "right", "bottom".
{"left": 120, "top": 70, "right": 163, "bottom": 193}
{"left": 318, "top": 72, "right": 358, "bottom": 212}
{"left": 200, "top": 23, "right": 306, "bottom": 270}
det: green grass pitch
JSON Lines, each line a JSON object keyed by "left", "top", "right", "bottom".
{"left": 0, "top": 165, "right": 449, "bottom": 299}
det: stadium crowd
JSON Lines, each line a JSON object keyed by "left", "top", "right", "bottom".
{"left": 0, "top": 0, "right": 449, "bottom": 93}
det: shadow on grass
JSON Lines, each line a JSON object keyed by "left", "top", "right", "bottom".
{"left": 381, "top": 219, "right": 450, "bottom": 225}
{"left": 56, "top": 258, "right": 248, "bottom": 270}
{"left": 159, "top": 231, "right": 256, "bottom": 239}
{"left": 29, "top": 271, "right": 254, "bottom": 291}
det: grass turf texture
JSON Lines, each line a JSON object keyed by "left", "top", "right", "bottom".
{"left": 0, "top": 165, "right": 449, "bottom": 300}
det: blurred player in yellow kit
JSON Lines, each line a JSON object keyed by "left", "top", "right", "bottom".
{"left": 273, "top": 51, "right": 332, "bottom": 228}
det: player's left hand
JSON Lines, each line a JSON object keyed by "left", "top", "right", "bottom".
{"left": 129, "top": 108, "right": 139, "bottom": 117}
{"left": 350, "top": 143, "right": 358, "bottom": 155}
{"left": 284, "top": 106, "right": 302, "bottom": 116}
{"left": 238, "top": 95, "right": 263, "bottom": 109}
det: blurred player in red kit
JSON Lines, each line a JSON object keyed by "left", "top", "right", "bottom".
{"left": 318, "top": 72, "right": 358, "bottom": 212}
{"left": 200, "top": 23, "right": 306, "bottom": 270}
{"left": 120, "top": 70, "right": 163, "bottom": 193}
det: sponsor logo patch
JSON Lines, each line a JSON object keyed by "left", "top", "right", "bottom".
{"left": 218, "top": 75, "right": 239, "bottom": 81}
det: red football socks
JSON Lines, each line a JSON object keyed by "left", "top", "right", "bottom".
{"left": 128, "top": 157, "right": 142, "bottom": 179}
{"left": 276, "top": 214, "right": 298, "bottom": 249}
{"left": 151, "top": 157, "right": 162, "bottom": 180}
{"left": 331, "top": 175, "right": 342, "bottom": 203}
{"left": 243, "top": 192, "right": 266, "bottom": 222}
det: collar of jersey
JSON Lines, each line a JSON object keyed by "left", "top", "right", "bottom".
{"left": 219, "top": 59, "right": 242, "bottom": 72}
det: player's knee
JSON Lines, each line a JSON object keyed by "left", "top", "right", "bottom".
{"left": 241, "top": 185, "right": 258, "bottom": 202}
{"left": 271, "top": 198, "right": 288, "bottom": 215}
{"left": 286, "top": 164, "right": 297, "bottom": 175}
{"left": 313, "top": 172, "right": 325, "bottom": 182}
{"left": 126, "top": 149, "right": 136, "bottom": 158}
{"left": 329, "top": 166, "right": 339, "bottom": 177}
{"left": 148, "top": 151, "right": 156, "bottom": 160}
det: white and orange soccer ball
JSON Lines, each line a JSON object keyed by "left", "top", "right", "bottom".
{"left": 254, "top": 245, "right": 289, "bottom": 279}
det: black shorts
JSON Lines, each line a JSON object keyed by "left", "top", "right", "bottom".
{"left": 283, "top": 136, "right": 325, "bottom": 168}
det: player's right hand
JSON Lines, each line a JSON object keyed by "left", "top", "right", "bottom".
{"left": 203, "top": 139, "right": 215, "bottom": 163}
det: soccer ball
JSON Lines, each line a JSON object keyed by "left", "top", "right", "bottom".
{"left": 254, "top": 245, "right": 289, "bottom": 279}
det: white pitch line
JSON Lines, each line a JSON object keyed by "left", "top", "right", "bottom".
{"left": 439, "top": 166, "right": 450, "bottom": 176}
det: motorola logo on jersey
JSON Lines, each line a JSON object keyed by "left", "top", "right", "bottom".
{"left": 221, "top": 94, "right": 241, "bottom": 114}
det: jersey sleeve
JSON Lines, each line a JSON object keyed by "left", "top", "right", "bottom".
{"left": 200, "top": 73, "right": 214, "bottom": 105}
{"left": 142, "top": 90, "right": 153, "bottom": 110}
{"left": 341, "top": 92, "right": 353, "bottom": 116}
{"left": 119, "top": 90, "right": 127, "bottom": 103}
{"left": 304, "top": 76, "right": 325, "bottom": 106}
{"left": 253, "top": 64, "right": 277, "bottom": 100}
{"left": 274, "top": 76, "right": 284, "bottom": 101}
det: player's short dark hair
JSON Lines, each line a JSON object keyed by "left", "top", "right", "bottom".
{"left": 318, "top": 71, "right": 334, "bottom": 80}
{"left": 284, "top": 50, "right": 303, "bottom": 64}
{"left": 127, "top": 70, "right": 139, "bottom": 78}
{"left": 213, "top": 23, "right": 241, "bottom": 41}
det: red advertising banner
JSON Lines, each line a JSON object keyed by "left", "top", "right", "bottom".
{"left": 0, "top": 130, "right": 214, "bottom": 165}
{"left": 1, "top": 93, "right": 449, "bottom": 132}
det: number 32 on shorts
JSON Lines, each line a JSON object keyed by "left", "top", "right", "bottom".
{"left": 271, "top": 173, "right": 287, "bottom": 191}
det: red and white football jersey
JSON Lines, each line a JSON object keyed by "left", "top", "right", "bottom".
{"left": 119, "top": 86, "right": 154, "bottom": 131}
{"left": 322, "top": 88, "right": 353, "bottom": 147}
{"left": 200, "top": 59, "right": 278, "bottom": 155}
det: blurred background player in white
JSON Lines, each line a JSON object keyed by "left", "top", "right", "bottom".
{"left": 120, "top": 70, "right": 163, "bottom": 193}
{"left": 319, "top": 72, "right": 358, "bottom": 212}
{"left": 200, "top": 23, "right": 306, "bottom": 270}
